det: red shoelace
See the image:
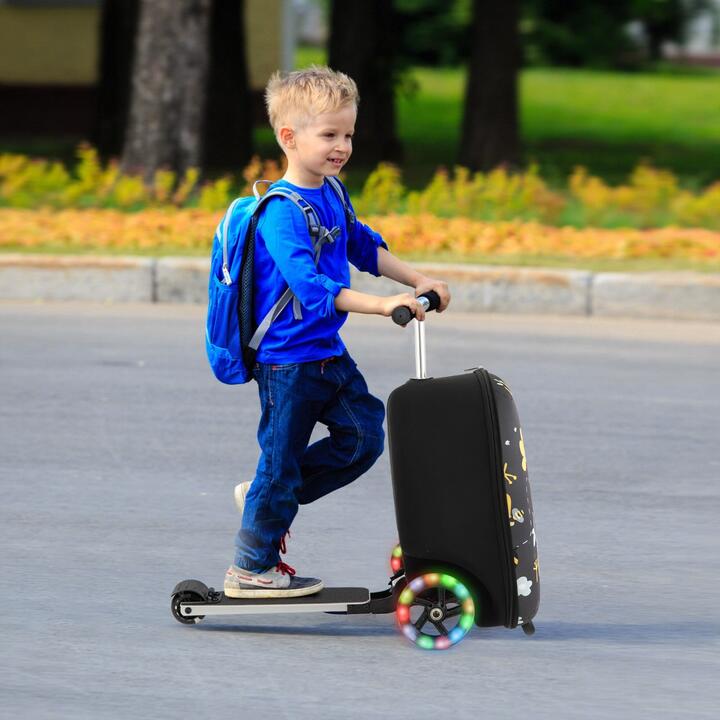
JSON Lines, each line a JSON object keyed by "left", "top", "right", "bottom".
{"left": 278, "top": 530, "right": 291, "bottom": 554}
{"left": 275, "top": 560, "right": 296, "bottom": 576}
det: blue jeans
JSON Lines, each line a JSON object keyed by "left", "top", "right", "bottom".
{"left": 234, "top": 350, "right": 385, "bottom": 572}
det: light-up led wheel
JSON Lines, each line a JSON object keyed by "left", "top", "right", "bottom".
{"left": 395, "top": 573, "right": 475, "bottom": 650}
{"left": 390, "top": 543, "right": 404, "bottom": 574}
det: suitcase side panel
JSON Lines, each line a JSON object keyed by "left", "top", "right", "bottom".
{"left": 489, "top": 373, "right": 540, "bottom": 625}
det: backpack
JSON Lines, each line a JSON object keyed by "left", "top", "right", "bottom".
{"left": 205, "top": 176, "right": 355, "bottom": 384}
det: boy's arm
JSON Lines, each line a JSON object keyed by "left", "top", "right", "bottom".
{"left": 334, "top": 248, "right": 451, "bottom": 320}
{"left": 334, "top": 287, "right": 428, "bottom": 320}
{"left": 377, "top": 247, "right": 451, "bottom": 313}
{"left": 345, "top": 216, "right": 451, "bottom": 313}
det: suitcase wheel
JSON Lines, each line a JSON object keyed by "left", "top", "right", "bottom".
{"left": 521, "top": 621, "right": 536, "bottom": 636}
{"left": 395, "top": 572, "right": 475, "bottom": 650}
{"left": 390, "top": 543, "right": 404, "bottom": 574}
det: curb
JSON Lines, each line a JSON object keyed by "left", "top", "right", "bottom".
{"left": 1, "top": 253, "right": 719, "bottom": 322}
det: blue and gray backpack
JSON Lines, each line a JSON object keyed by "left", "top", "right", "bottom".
{"left": 206, "top": 176, "right": 354, "bottom": 384}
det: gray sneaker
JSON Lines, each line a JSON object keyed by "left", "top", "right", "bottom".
{"left": 224, "top": 562, "right": 323, "bottom": 599}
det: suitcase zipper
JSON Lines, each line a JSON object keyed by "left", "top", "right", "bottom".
{"left": 474, "top": 368, "right": 516, "bottom": 627}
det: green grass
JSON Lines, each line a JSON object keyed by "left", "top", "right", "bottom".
{"left": 290, "top": 48, "right": 720, "bottom": 189}
{"left": 390, "top": 66, "right": 720, "bottom": 189}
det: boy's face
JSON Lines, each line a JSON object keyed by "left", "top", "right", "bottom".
{"left": 281, "top": 105, "right": 356, "bottom": 186}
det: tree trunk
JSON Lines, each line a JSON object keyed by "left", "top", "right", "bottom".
{"left": 328, "top": 0, "right": 401, "bottom": 166}
{"left": 95, "top": 0, "right": 140, "bottom": 158}
{"left": 122, "top": 0, "right": 212, "bottom": 182}
{"left": 203, "top": 0, "right": 253, "bottom": 170}
{"left": 460, "top": 0, "right": 521, "bottom": 172}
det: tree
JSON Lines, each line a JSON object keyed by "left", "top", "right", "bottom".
{"left": 460, "top": 0, "right": 520, "bottom": 171}
{"left": 328, "top": 0, "right": 402, "bottom": 165}
{"left": 203, "top": 0, "right": 253, "bottom": 170}
{"left": 522, "top": 0, "right": 636, "bottom": 68}
{"left": 95, "top": 0, "right": 140, "bottom": 158}
{"left": 122, "top": 0, "right": 212, "bottom": 182}
{"left": 393, "top": 0, "right": 472, "bottom": 66}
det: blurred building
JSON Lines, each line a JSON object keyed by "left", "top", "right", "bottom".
{"left": 665, "top": 0, "right": 720, "bottom": 65}
{"left": 0, "top": 0, "right": 296, "bottom": 136}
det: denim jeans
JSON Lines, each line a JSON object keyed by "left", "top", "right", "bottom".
{"left": 234, "top": 350, "right": 385, "bottom": 572}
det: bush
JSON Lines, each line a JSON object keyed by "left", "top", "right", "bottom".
{"left": 2, "top": 145, "right": 720, "bottom": 231}
{"left": 1, "top": 208, "right": 717, "bottom": 265}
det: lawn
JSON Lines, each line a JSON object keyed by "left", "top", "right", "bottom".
{"left": 358, "top": 65, "right": 720, "bottom": 190}
{"left": 257, "top": 48, "right": 720, "bottom": 191}
{"left": 4, "top": 61, "right": 719, "bottom": 194}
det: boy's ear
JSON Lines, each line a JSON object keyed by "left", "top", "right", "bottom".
{"left": 278, "top": 126, "right": 295, "bottom": 149}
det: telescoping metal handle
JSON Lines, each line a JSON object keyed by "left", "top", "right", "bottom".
{"left": 392, "top": 291, "right": 441, "bottom": 380}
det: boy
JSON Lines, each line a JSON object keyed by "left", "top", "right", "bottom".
{"left": 224, "top": 66, "right": 450, "bottom": 598}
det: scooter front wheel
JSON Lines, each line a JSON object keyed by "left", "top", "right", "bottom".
{"left": 395, "top": 572, "right": 475, "bottom": 650}
{"left": 390, "top": 543, "right": 404, "bottom": 574}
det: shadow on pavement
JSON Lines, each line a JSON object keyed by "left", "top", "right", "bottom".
{"left": 515, "top": 620, "right": 720, "bottom": 644}
{"left": 193, "top": 621, "right": 397, "bottom": 637}
{"left": 189, "top": 619, "right": 720, "bottom": 645}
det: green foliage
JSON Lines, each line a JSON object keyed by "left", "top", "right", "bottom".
{"left": 355, "top": 163, "right": 406, "bottom": 215}
{"left": 197, "top": 176, "right": 233, "bottom": 211}
{"left": 354, "top": 161, "right": 720, "bottom": 230}
{"left": 394, "top": 0, "right": 471, "bottom": 66}
{"left": 4, "top": 143, "right": 720, "bottom": 230}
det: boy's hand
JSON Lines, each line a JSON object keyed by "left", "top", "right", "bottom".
{"left": 414, "top": 276, "right": 450, "bottom": 313}
{"left": 380, "top": 293, "right": 426, "bottom": 322}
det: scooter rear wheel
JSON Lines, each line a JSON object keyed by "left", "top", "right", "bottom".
{"left": 171, "top": 591, "right": 206, "bottom": 625}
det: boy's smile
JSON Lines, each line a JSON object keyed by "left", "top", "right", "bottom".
{"left": 280, "top": 106, "right": 356, "bottom": 188}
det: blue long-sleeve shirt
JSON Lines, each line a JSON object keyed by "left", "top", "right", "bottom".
{"left": 253, "top": 178, "right": 388, "bottom": 363}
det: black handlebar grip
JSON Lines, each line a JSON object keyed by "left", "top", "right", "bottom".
{"left": 392, "top": 290, "right": 441, "bottom": 326}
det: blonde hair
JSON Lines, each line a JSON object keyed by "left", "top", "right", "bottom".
{"left": 265, "top": 65, "right": 359, "bottom": 137}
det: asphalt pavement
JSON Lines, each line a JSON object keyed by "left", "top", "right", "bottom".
{"left": 1, "top": 301, "right": 718, "bottom": 719}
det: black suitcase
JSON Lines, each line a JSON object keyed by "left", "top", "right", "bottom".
{"left": 387, "top": 311, "right": 539, "bottom": 647}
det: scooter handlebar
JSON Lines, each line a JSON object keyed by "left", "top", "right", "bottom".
{"left": 392, "top": 290, "right": 441, "bottom": 327}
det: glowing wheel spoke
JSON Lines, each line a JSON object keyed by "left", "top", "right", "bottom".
{"left": 413, "top": 597, "right": 433, "bottom": 608}
{"left": 414, "top": 608, "right": 430, "bottom": 630}
{"left": 431, "top": 619, "right": 449, "bottom": 636}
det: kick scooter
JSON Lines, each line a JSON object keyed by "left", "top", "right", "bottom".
{"left": 171, "top": 291, "right": 539, "bottom": 649}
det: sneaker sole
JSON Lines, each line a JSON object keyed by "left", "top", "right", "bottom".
{"left": 224, "top": 580, "right": 324, "bottom": 599}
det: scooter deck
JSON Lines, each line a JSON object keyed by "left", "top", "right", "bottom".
{"left": 180, "top": 587, "right": 371, "bottom": 617}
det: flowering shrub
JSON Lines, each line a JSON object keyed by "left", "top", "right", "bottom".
{"left": 1, "top": 208, "right": 717, "bottom": 263}
{"left": 353, "top": 163, "right": 565, "bottom": 223}
{"left": 1, "top": 144, "right": 719, "bottom": 234}
{"left": 0, "top": 209, "right": 216, "bottom": 253}
{"left": 410, "top": 165, "right": 565, "bottom": 223}
{"left": 356, "top": 162, "right": 720, "bottom": 230}
{"left": 0, "top": 145, "right": 286, "bottom": 212}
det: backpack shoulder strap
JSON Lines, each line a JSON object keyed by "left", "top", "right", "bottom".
{"left": 253, "top": 185, "right": 321, "bottom": 239}
{"left": 220, "top": 196, "right": 245, "bottom": 285}
{"left": 325, "top": 176, "right": 355, "bottom": 226}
